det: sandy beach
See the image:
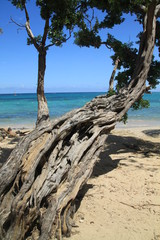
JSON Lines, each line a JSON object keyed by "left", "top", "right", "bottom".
{"left": 0, "top": 124, "right": 160, "bottom": 240}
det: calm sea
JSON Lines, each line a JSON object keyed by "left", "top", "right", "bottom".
{"left": 0, "top": 92, "right": 159, "bottom": 128}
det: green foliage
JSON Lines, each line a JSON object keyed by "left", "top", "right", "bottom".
{"left": 107, "top": 89, "right": 116, "bottom": 96}
{"left": 34, "top": 0, "right": 85, "bottom": 46}
{"left": 27, "top": 35, "right": 42, "bottom": 45}
{"left": 10, "top": 0, "right": 160, "bottom": 110}
{"left": 147, "top": 57, "right": 160, "bottom": 88}
{"left": 75, "top": 0, "right": 160, "bottom": 117}
{"left": 119, "top": 97, "right": 150, "bottom": 124}
{"left": 9, "top": 0, "right": 26, "bottom": 10}
{"left": 74, "top": 12, "right": 102, "bottom": 48}
{"left": 10, "top": 0, "right": 85, "bottom": 48}
{"left": 0, "top": 28, "right": 2, "bottom": 34}
{"left": 106, "top": 34, "right": 137, "bottom": 69}
{"left": 132, "top": 97, "right": 150, "bottom": 110}
{"left": 74, "top": 29, "right": 101, "bottom": 48}
{"left": 120, "top": 112, "right": 128, "bottom": 124}
{"left": 156, "top": 20, "right": 160, "bottom": 57}
{"left": 88, "top": 0, "right": 126, "bottom": 28}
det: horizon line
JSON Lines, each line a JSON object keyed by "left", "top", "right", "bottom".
{"left": 0, "top": 90, "right": 160, "bottom": 95}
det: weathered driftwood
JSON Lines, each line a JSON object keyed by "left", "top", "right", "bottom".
{"left": 0, "top": 2, "right": 158, "bottom": 240}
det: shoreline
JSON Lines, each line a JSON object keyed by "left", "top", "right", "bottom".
{"left": 116, "top": 119, "right": 160, "bottom": 129}
{"left": 0, "top": 118, "right": 160, "bottom": 130}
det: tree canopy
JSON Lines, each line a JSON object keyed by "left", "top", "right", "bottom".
{"left": 9, "top": 0, "right": 88, "bottom": 124}
{"left": 9, "top": 0, "right": 86, "bottom": 48}
{"left": 75, "top": 0, "right": 160, "bottom": 118}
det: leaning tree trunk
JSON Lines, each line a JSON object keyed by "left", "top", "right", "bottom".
{"left": 0, "top": 3, "right": 157, "bottom": 240}
{"left": 36, "top": 48, "right": 50, "bottom": 126}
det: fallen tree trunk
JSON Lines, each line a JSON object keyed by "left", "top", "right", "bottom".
{"left": 0, "top": 2, "right": 157, "bottom": 240}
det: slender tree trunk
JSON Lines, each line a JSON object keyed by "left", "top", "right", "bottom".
{"left": 118, "top": 1, "right": 157, "bottom": 119}
{"left": 109, "top": 57, "right": 120, "bottom": 91}
{"left": 36, "top": 48, "right": 50, "bottom": 126}
{"left": 0, "top": 2, "right": 158, "bottom": 240}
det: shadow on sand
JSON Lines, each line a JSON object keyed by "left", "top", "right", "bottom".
{"left": 92, "top": 132, "right": 160, "bottom": 178}
{"left": 1, "top": 129, "right": 160, "bottom": 204}
{"left": 77, "top": 131, "right": 160, "bottom": 202}
{"left": 143, "top": 129, "right": 160, "bottom": 138}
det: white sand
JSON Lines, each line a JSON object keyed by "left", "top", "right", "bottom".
{"left": 65, "top": 127, "right": 160, "bottom": 240}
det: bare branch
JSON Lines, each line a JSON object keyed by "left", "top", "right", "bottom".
{"left": 46, "top": 30, "right": 72, "bottom": 49}
{"left": 10, "top": 17, "right": 25, "bottom": 28}
{"left": 23, "top": 3, "right": 40, "bottom": 51}
{"left": 24, "top": 3, "right": 29, "bottom": 22}
{"left": 101, "top": 41, "right": 111, "bottom": 49}
{"left": 75, "top": 4, "right": 82, "bottom": 11}
{"left": 83, "top": 9, "right": 95, "bottom": 30}
{"left": 42, "top": 18, "right": 49, "bottom": 47}
{"left": 83, "top": 14, "right": 91, "bottom": 28}
{"left": 91, "top": 8, "right": 95, "bottom": 23}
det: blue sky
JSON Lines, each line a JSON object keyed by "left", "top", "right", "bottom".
{"left": 0, "top": 0, "right": 159, "bottom": 93}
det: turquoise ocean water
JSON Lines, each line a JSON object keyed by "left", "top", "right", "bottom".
{"left": 0, "top": 92, "right": 159, "bottom": 128}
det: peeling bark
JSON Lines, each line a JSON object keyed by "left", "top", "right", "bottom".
{"left": 0, "top": 2, "right": 158, "bottom": 240}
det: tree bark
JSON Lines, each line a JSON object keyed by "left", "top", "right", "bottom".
{"left": 0, "top": 2, "right": 158, "bottom": 240}
{"left": 109, "top": 57, "right": 120, "bottom": 91}
{"left": 36, "top": 48, "right": 50, "bottom": 126}
{"left": 24, "top": 2, "right": 50, "bottom": 126}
